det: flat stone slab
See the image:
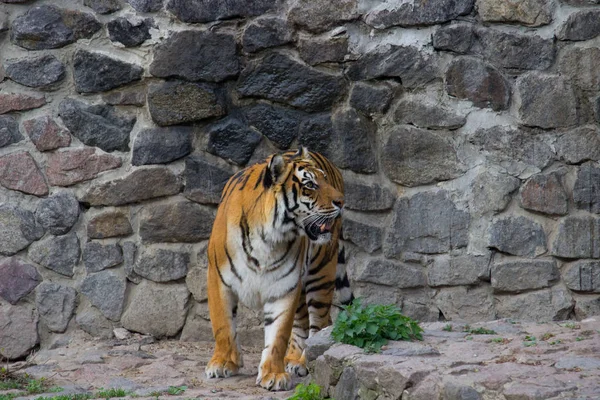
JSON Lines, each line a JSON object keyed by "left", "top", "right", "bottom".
{"left": 2, "top": 317, "right": 598, "bottom": 399}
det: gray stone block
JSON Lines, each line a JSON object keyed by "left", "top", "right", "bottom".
{"left": 36, "top": 191, "right": 80, "bottom": 235}
{"left": 134, "top": 247, "right": 190, "bottom": 282}
{"left": 36, "top": 282, "right": 77, "bottom": 333}
{"left": 59, "top": 98, "right": 135, "bottom": 152}
{"left": 83, "top": 242, "right": 123, "bottom": 272}
{"left": 11, "top": 5, "right": 101, "bottom": 50}
{"left": 80, "top": 270, "right": 126, "bottom": 321}
{"left": 207, "top": 118, "right": 262, "bottom": 166}
{"left": 28, "top": 234, "right": 80, "bottom": 277}
{"left": 551, "top": 216, "right": 600, "bottom": 259}
{"left": 382, "top": 126, "right": 464, "bottom": 187}
{"left": 132, "top": 127, "right": 193, "bottom": 166}
{"left": 365, "top": 0, "right": 474, "bottom": 28}
{"left": 491, "top": 259, "right": 559, "bottom": 292}
{"left": 0, "top": 258, "right": 41, "bottom": 305}
{"left": 121, "top": 279, "right": 189, "bottom": 338}
{"left": 573, "top": 162, "right": 600, "bottom": 214}
{"left": 0, "top": 205, "right": 44, "bottom": 256}
{"left": 563, "top": 261, "right": 600, "bottom": 292}
{"left": 488, "top": 216, "right": 547, "bottom": 257}
{"left": 237, "top": 52, "right": 345, "bottom": 112}
{"left": 73, "top": 50, "right": 142, "bottom": 93}
{"left": 5, "top": 55, "right": 65, "bottom": 89}
{"left": 384, "top": 191, "right": 469, "bottom": 256}
{"left": 139, "top": 200, "right": 215, "bottom": 243}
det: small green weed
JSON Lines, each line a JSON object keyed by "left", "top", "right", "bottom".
{"left": 167, "top": 386, "right": 187, "bottom": 396}
{"left": 96, "top": 388, "right": 129, "bottom": 399}
{"left": 26, "top": 378, "right": 48, "bottom": 394}
{"left": 541, "top": 332, "right": 555, "bottom": 341}
{"left": 523, "top": 335, "right": 537, "bottom": 347}
{"left": 287, "top": 383, "right": 326, "bottom": 400}
{"left": 35, "top": 394, "right": 93, "bottom": 400}
{"left": 0, "top": 380, "right": 21, "bottom": 390}
{"left": 331, "top": 299, "right": 423, "bottom": 353}
{"left": 0, "top": 393, "right": 26, "bottom": 400}
{"left": 465, "top": 335, "right": 473, "bottom": 341}
{"left": 561, "top": 322, "right": 579, "bottom": 329}
{"left": 575, "top": 337, "right": 585, "bottom": 342}
{"left": 466, "top": 327, "right": 497, "bottom": 335}
{"left": 491, "top": 337, "right": 505, "bottom": 344}
{"left": 442, "top": 324, "right": 453, "bottom": 332}
{"left": 549, "top": 339, "right": 562, "bottom": 345}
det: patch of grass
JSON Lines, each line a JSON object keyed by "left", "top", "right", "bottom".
{"left": 287, "top": 383, "right": 326, "bottom": 400}
{"left": 466, "top": 327, "right": 497, "bottom": 335}
{"left": 96, "top": 388, "right": 129, "bottom": 399}
{"left": 0, "top": 381, "right": 22, "bottom": 390}
{"left": 26, "top": 378, "right": 51, "bottom": 394}
{"left": 1, "top": 393, "right": 27, "bottom": 400}
{"left": 541, "top": 332, "right": 555, "bottom": 341}
{"left": 167, "top": 386, "right": 187, "bottom": 396}
{"left": 575, "top": 337, "right": 585, "bottom": 342}
{"left": 561, "top": 322, "right": 579, "bottom": 329}
{"left": 331, "top": 299, "right": 423, "bottom": 353}
{"left": 442, "top": 324, "right": 453, "bottom": 332}
{"left": 523, "top": 335, "right": 537, "bottom": 347}
{"left": 35, "top": 394, "right": 93, "bottom": 400}
{"left": 491, "top": 337, "right": 506, "bottom": 344}
{"left": 465, "top": 335, "right": 473, "bottom": 341}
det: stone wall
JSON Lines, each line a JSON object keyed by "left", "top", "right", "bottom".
{"left": 1, "top": 0, "right": 600, "bottom": 360}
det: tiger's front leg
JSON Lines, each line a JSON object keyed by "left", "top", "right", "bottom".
{"left": 205, "top": 261, "right": 242, "bottom": 379}
{"left": 256, "top": 285, "right": 301, "bottom": 391}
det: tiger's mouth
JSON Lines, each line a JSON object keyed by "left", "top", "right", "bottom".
{"left": 305, "top": 217, "right": 336, "bottom": 241}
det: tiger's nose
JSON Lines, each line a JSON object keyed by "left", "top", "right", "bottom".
{"left": 332, "top": 199, "right": 344, "bottom": 209}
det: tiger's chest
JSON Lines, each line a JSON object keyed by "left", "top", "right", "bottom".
{"left": 225, "top": 230, "right": 307, "bottom": 310}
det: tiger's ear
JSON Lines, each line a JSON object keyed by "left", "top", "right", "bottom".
{"left": 294, "top": 146, "right": 310, "bottom": 159}
{"left": 266, "top": 154, "right": 286, "bottom": 186}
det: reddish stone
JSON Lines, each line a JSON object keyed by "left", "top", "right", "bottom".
{"left": 519, "top": 171, "right": 568, "bottom": 215}
{"left": 87, "top": 210, "right": 133, "bottom": 239}
{"left": 46, "top": 147, "right": 122, "bottom": 187}
{"left": 0, "top": 151, "right": 48, "bottom": 196}
{"left": 0, "top": 258, "right": 41, "bottom": 305}
{"left": 23, "top": 115, "right": 71, "bottom": 151}
{"left": 0, "top": 93, "right": 46, "bottom": 114}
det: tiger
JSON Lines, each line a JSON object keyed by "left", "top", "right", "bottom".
{"left": 204, "top": 146, "right": 352, "bottom": 391}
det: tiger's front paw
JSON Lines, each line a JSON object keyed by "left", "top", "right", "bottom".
{"left": 205, "top": 356, "right": 240, "bottom": 379}
{"left": 285, "top": 356, "right": 308, "bottom": 377}
{"left": 256, "top": 372, "right": 291, "bottom": 391}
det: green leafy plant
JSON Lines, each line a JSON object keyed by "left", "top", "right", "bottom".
{"left": 442, "top": 324, "right": 453, "bottom": 332}
{"left": 96, "top": 388, "right": 129, "bottom": 399}
{"left": 331, "top": 299, "right": 423, "bottom": 353}
{"left": 167, "top": 386, "right": 187, "bottom": 396}
{"left": 491, "top": 337, "right": 505, "bottom": 344}
{"left": 287, "top": 383, "right": 327, "bottom": 400}
{"left": 26, "top": 378, "right": 47, "bottom": 394}
{"left": 523, "top": 335, "right": 537, "bottom": 347}
{"left": 466, "top": 327, "right": 497, "bottom": 335}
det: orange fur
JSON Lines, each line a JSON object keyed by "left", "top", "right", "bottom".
{"left": 205, "top": 148, "right": 344, "bottom": 391}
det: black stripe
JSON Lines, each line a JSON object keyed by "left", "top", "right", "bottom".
{"left": 264, "top": 283, "right": 297, "bottom": 304}
{"left": 238, "top": 173, "right": 252, "bottom": 191}
{"left": 305, "top": 275, "right": 325, "bottom": 288}
{"left": 254, "top": 168, "right": 266, "bottom": 189}
{"left": 309, "top": 253, "right": 331, "bottom": 275}
{"left": 309, "top": 325, "right": 321, "bottom": 331}
{"left": 215, "top": 262, "right": 232, "bottom": 288}
{"left": 240, "top": 213, "right": 260, "bottom": 269}
{"left": 224, "top": 246, "right": 242, "bottom": 282}
{"left": 335, "top": 274, "right": 350, "bottom": 290}
{"left": 269, "top": 240, "right": 294, "bottom": 269}
{"left": 307, "top": 299, "right": 330, "bottom": 309}
{"left": 338, "top": 247, "right": 346, "bottom": 264}
{"left": 306, "top": 280, "right": 334, "bottom": 294}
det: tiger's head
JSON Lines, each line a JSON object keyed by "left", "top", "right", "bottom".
{"left": 267, "top": 147, "right": 344, "bottom": 244}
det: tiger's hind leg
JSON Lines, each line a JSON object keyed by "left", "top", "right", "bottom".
{"left": 284, "top": 287, "right": 309, "bottom": 377}
{"left": 205, "top": 259, "right": 242, "bottom": 379}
